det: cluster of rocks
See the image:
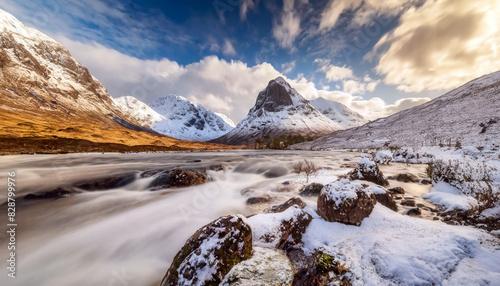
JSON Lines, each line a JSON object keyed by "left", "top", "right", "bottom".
{"left": 161, "top": 158, "right": 442, "bottom": 285}
{"left": 22, "top": 167, "right": 213, "bottom": 200}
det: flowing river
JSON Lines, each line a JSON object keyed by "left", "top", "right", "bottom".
{"left": 0, "top": 150, "right": 432, "bottom": 286}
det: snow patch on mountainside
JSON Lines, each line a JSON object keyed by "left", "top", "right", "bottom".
{"left": 114, "top": 96, "right": 165, "bottom": 128}
{"left": 310, "top": 97, "right": 368, "bottom": 128}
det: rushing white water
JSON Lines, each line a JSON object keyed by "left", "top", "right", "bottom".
{"left": 0, "top": 150, "right": 431, "bottom": 285}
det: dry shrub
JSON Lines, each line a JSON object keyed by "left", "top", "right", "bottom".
{"left": 292, "top": 160, "right": 319, "bottom": 183}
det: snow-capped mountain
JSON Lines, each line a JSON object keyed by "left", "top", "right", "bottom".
{"left": 293, "top": 71, "right": 500, "bottom": 150}
{"left": 143, "top": 94, "right": 236, "bottom": 141}
{"left": 211, "top": 77, "right": 343, "bottom": 145}
{"left": 310, "top": 97, "right": 368, "bottom": 128}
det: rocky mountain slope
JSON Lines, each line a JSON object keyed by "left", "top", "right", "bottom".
{"left": 293, "top": 71, "right": 500, "bottom": 150}
{"left": 310, "top": 97, "right": 368, "bottom": 128}
{"left": 149, "top": 95, "right": 235, "bottom": 141}
{"left": 0, "top": 9, "right": 229, "bottom": 153}
{"left": 211, "top": 77, "right": 343, "bottom": 145}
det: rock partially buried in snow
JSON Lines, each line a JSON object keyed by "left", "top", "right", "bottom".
{"left": 248, "top": 205, "right": 312, "bottom": 250}
{"left": 161, "top": 215, "right": 252, "bottom": 286}
{"left": 348, "top": 158, "right": 389, "bottom": 187}
{"left": 317, "top": 179, "right": 376, "bottom": 226}
{"left": 299, "top": 183, "right": 324, "bottom": 197}
{"left": 221, "top": 246, "right": 294, "bottom": 286}
{"left": 264, "top": 197, "right": 305, "bottom": 213}
{"left": 388, "top": 173, "right": 419, "bottom": 183}
{"left": 367, "top": 185, "right": 398, "bottom": 212}
{"left": 388, "top": 187, "right": 405, "bottom": 195}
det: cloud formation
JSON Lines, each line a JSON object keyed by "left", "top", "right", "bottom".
{"left": 272, "top": 0, "right": 301, "bottom": 48}
{"left": 372, "top": 0, "right": 500, "bottom": 92}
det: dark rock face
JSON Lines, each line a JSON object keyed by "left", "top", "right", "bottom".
{"left": 253, "top": 79, "right": 294, "bottom": 112}
{"left": 317, "top": 180, "right": 376, "bottom": 226}
{"left": 264, "top": 197, "right": 305, "bottom": 213}
{"left": 161, "top": 215, "right": 252, "bottom": 286}
{"left": 299, "top": 183, "right": 324, "bottom": 197}
{"left": 250, "top": 206, "right": 312, "bottom": 251}
{"left": 287, "top": 248, "right": 351, "bottom": 286}
{"left": 401, "top": 199, "right": 416, "bottom": 207}
{"left": 374, "top": 193, "right": 398, "bottom": 212}
{"left": 388, "top": 187, "right": 405, "bottom": 195}
{"left": 388, "top": 173, "right": 419, "bottom": 183}
{"left": 348, "top": 159, "right": 389, "bottom": 187}
{"left": 246, "top": 196, "right": 275, "bottom": 205}
{"left": 149, "top": 169, "right": 208, "bottom": 189}
{"left": 406, "top": 208, "right": 422, "bottom": 216}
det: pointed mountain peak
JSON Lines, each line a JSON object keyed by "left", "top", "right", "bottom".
{"left": 252, "top": 77, "right": 307, "bottom": 113}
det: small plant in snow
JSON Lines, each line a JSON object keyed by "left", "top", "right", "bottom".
{"left": 292, "top": 159, "right": 319, "bottom": 183}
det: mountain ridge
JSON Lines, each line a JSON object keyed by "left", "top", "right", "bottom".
{"left": 292, "top": 71, "right": 500, "bottom": 150}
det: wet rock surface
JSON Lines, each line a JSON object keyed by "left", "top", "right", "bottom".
{"left": 149, "top": 168, "right": 208, "bottom": 189}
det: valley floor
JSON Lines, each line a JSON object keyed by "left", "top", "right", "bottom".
{"left": 0, "top": 149, "right": 498, "bottom": 285}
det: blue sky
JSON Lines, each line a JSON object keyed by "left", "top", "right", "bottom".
{"left": 1, "top": 0, "right": 499, "bottom": 121}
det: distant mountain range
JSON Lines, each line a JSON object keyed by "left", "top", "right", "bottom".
{"left": 0, "top": 9, "right": 229, "bottom": 153}
{"left": 293, "top": 71, "right": 500, "bottom": 150}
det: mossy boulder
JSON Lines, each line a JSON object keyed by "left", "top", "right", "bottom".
{"left": 161, "top": 215, "right": 252, "bottom": 286}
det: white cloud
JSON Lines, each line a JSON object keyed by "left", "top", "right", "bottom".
{"left": 240, "top": 0, "right": 256, "bottom": 21}
{"left": 222, "top": 39, "right": 236, "bottom": 56}
{"left": 314, "top": 59, "right": 379, "bottom": 94}
{"left": 56, "top": 35, "right": 425, "bottom": 122}
{"left": 371, "top": 0, "right": 500, "bottom": 92}
{"left": 281, "top": 61, "right": 296, "bottom": 74}
{"left": 272, "top": 0, "right": 301, "bottom": 48}
{"left": 319, "top": 0, "right": 418, "bottom": 31}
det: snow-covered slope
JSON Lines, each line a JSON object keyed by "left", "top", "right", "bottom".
{"left": 212, "top": 77, "right": 343, "bottom": 145}
{"left": 293, "top": 71, "right": 500, "bottom": 150}
{"left": 145, "top": 94, "right": 235, "bottom": 141}
{"left": 310, "top": 97, "right": 368, "bottom": 128}
{"left": 114, "top": 96, "right": 166, "bottom": 128}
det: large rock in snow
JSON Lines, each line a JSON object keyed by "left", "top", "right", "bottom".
{"left": 211, "top": 77, "right": 343, "bottom": 145}
{"left": 317, "top": 179, "right": 376, "bottom": 226}
{"left": 367, "top": 185, "right": 398, "bottom": 212}
{"left": 348, "top": 158, "right": 389, "bottom": 187}
{"left": 161, "top": 215, "right": 252, "bottom": 286}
